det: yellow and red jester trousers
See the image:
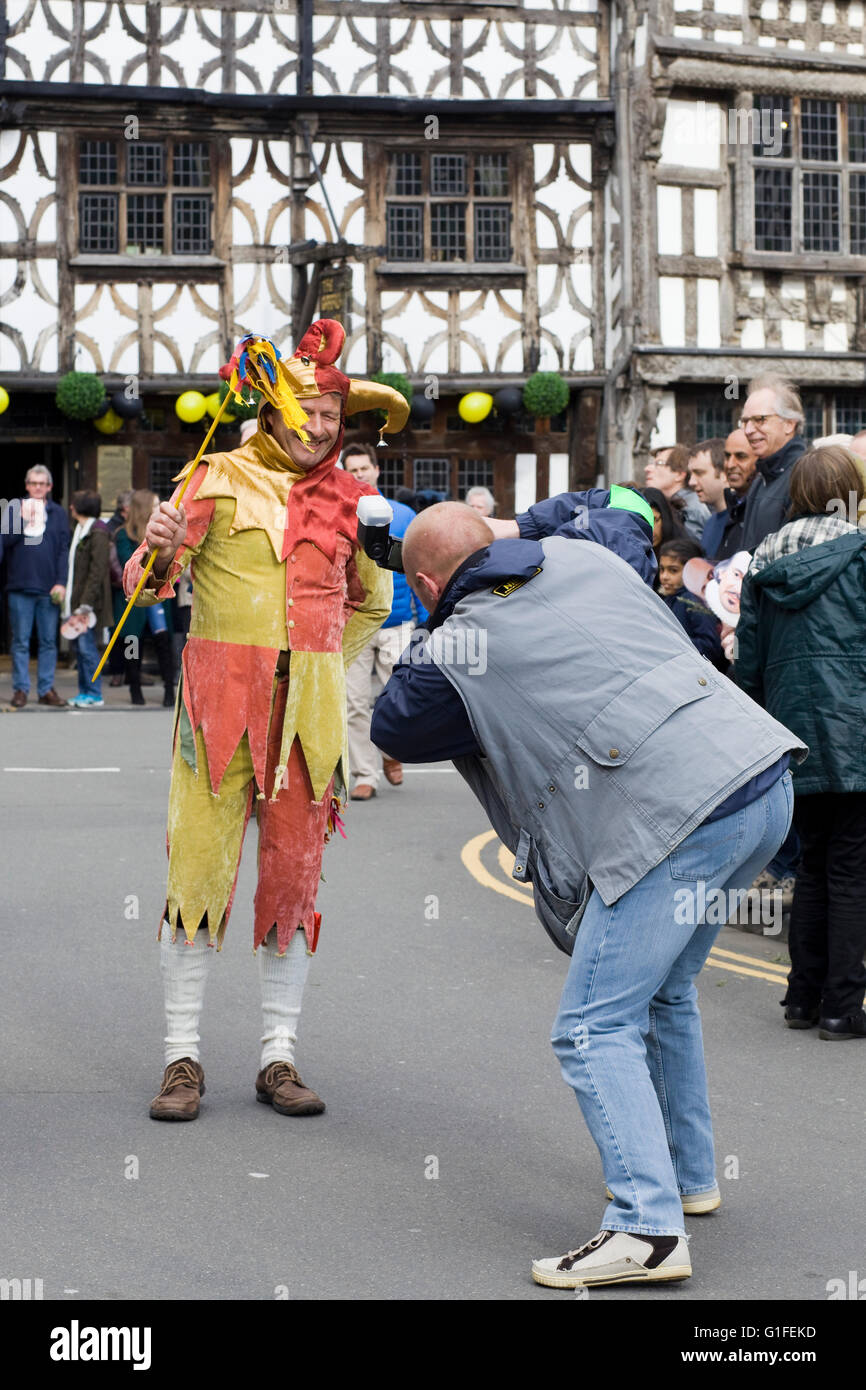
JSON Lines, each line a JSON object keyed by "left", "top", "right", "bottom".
{"left": 123, "top": 429, "right": 392, "bottom": 955}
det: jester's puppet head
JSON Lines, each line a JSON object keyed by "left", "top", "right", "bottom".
{"left": 220, "top": 320, "right": 410, "bottom": 472}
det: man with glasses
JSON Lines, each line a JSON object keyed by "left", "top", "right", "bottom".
{"left": 739, "top": 375, "right": 807, "bottom": 551}
{"left": 1, "top": 465, "right": 70, "bottom": 708}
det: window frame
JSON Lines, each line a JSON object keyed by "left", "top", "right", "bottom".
{"left": 383, "top": 148, "right": 516, "bottom": 267}
{"left": 750, "top": 97, "right": 866, "bottom": 258}
{"left": 76, "top": 135, "right": 215, "bottom": 260}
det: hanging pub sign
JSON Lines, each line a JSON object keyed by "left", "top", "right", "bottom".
{"left": 319, "top": 266, "right": 353, "bottom": 336}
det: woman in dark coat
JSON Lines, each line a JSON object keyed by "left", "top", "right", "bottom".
{"left": 114, "top": 490, "right": 174, "bottom": 706}
{"left": 734, "top": 446, "right": 866, "bottom": 1040}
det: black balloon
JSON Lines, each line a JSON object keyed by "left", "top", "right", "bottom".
{"left": 494, "top": 386, "right": 523, "bottom": 416}
{"left": 409, "top": 393, "right": 436, "bottom": 423}
{"left": 93, "top": 397, "right": 111, "bottom": 420}
{"left": 111, "top": 390, "right": 144, "bottom": 419}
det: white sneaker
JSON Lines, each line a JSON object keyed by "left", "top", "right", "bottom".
{"left": 531, "top": 1230, "right": 692, "bottom": 1288}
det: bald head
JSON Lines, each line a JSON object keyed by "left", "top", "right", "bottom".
{"left": 403, "top": 502, "right": 494, "bottom": 612}
{"left": 852, "top": 430, "right": 866, "bottom": 462}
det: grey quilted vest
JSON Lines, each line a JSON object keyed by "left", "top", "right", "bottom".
{"left": 428, "top": 536, "right": 807, "bottom": 953}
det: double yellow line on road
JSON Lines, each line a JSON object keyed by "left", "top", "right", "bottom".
{"left": 461, "top": 830, "right": 790, "bottom": 986}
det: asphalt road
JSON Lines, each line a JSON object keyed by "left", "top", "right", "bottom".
{"left": 1, "top": 699, "right": 863, "bottom": 1305}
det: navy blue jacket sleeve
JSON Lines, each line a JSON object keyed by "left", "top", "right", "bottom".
{"left": 371, "top": 656, "right": 481, "bottom": 763}
{"left": 515, "top": 489, "right": 610, "bottom": 540}
{"left": 516, "top": 489, "right": 656, "bottom": 587}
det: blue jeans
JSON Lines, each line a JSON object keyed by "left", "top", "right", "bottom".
{"left": 73, "top": 626, "right": 102, "bottom": 696}
{"left": 551, "top": 772, "right": 794, "bottom": 1237}
{"left": 8, "top": 591, "right": 59, "bottom": 696}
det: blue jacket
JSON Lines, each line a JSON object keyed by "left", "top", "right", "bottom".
{"left": 371, "top": 489, "right": 656, "bottom": 762}
{"left": 661, "top": 587, "right": 725, "bottom": 669}
{"left": 381, "top": 494, "right": 427, "bottom": 628}
{"left": 1, "top": 498, "right": 70, "bottom": 593}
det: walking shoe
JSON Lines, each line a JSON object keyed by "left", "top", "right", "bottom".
{"left": 67, "top": 692, "right": 105, "bottom": 708}
{"left": 11, "top": 689, "right": 27, "bottom": 708}
{"left": 350, "top": 783, "right": 375, "bottom": 801}
{"left": 255, "top": 1062, "right": 325, "bottom": 1115}
{"left": 38, "top": 688, "right": 67, "bottom": 706}
{"left": 784, "top": 1004, "right": 819, "bottom": 1029}
{"left": 818, "top": 1010, "right": 866, "bottom": 1041}
{"left": 149, "top": 1057, "right": 205, "bottom": 1121}
{"left": 531, "top": 1230, "right": 691, "bottom": 1288}
{"left": 777, "top": 875, "right": 796, "bottom": 911}
{"left": 605, "top": 1184, "right": 720, "bottom": 1214}
{"left": 382, "top": 757, "right": 403, "bottom": 786}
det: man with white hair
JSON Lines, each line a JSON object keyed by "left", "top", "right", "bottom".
{"left": 1, "top": 464, "right": 70, "bottom": 707}
{"left": 465, "top": 486, "right": 496, "bottom": 517}
{"left": 739, "top": 375, "right": 807, "bottom": 550}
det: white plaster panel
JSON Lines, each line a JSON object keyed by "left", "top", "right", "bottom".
{"left": 760, "top": 0, "right": 779, "bottom": 15}
{"left": 1, "top": 132, "right": 56, "bottom": 234}
{"left": 660, "top": 101, "right": 722, "bottom": 169}
{"left": 780, "top": 318, "right": 806, "bottom": 350}
{"left": 716, "top": 29, "right": 743, "bottom": 41}
{"left": 659, "top": 278, "right": 686, "bottom": 346}
{"left": 821, "top": 2, "right": 836, "bottom": 20}
{"left": 831, "top": 283, "right": 848, "bottom": 302}
{"left": 458, "top": 290, "right": 522, "bottom": 373}
{"left": 314, "top": 141, "right": 365, "bottom": 241}
{"left": 696, "top": 278, "right": 721, "bottom": 348}
{"left": 314, "top": 16, "right": 378, "bottom": 96}
{"left": 824, "top": 321, "right": 849, "bottom": 351}
{"left": 649, "top": 391, "right": 677, "bottom": 451}
{"left": 657, "top": 187, "right": 683, "bottom": 255}
{"left": 548, "top": 453, "right": 569, "bottom": 497}
{"left": 152, "top": 284, "right": 221, "bottom": 375}
{"left": 233, "top": 140, "right": 290, "bottom": 246}
{"left": 850, "top": 4, "right": 865, "bottom": 25}
{"left": 74, "top": 283, "right": 138, "bottom": 374}
{"left": 82, "top": 2, "right": 142, "bottom": 84}
{"left": 780, "top": 278, "right": 806, "bottom": 298}
{"left": 790, "top": 0, "right": 807, "bottom": 18}
{"left": 673, "top": 26, "right": 703, "bottom": 37}
{"left": 342, "top": 261, "right": 368, "bottom": 375}
{"left": 693, "top": 189, "right": 719, "bottom": 256}
{"left": 228, "top": 266, "right": 291, "bottom": 357}
{"left": 514, "top": 454, "right": 537, "bottom": 513}
{"left": 740, "top": 319, "right": 765, "bottom": 348}
{"left": 634, "top": 17, "right": 647, "bottom": 65}
{"left": 0, "top": 262, "right": 59, "bottom": 371}
{"left": 381, "top": 290, "right": 449, "bottom": 375}
{"left": 394, "top": 19, "right": 448, "bottom": 98}
{"left": 715, "top": 0, "right": 743, "bottom": 11}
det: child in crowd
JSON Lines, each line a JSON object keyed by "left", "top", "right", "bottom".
{"left": 657, "top": 538, "right": 726, "bottom": 669}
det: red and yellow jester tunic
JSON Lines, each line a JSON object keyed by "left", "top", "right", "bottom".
{"left": 123, "top": 426, "right": 392, "bottom": 954}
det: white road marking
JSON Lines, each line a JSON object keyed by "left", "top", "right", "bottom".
{"left": 3, "top": 766, "right": 121, "bottom": 772}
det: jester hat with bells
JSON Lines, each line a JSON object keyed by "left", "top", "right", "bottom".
{"left": 223, "top": 318, "right": 410, "bottom": 465}
{"left": 181, "top": 318, "right": 409, "bottom": 563}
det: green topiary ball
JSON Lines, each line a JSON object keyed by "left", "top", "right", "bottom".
{"left": 522, "top": 372, "right": 570, "bottom": 419}
{"left": 218, "top": 379, "right": 261, "bottom": 422}
{"left": 55, "top": 371, "right": 108, "bottom": 421}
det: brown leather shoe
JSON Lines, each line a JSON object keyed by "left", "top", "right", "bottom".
{"left": 38, "top": 688, "right": 67, "bottom": 707}
{"left": 256, "top": 1062, "right": 325, "bottom": 1115}
{"left": 11, "top": 689, "right": 27, "bottom": 708}
{"left": 350, "top": 783, "right": 376, "bottom": 801}
{"left": 382, "top": 757, "right": 403, "bottom": 786}
{"left": 149, "top": 1057, "right": 205, "bottom": 1121}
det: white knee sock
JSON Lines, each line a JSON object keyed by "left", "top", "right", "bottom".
{"left": 258, "top": 929, "right": 312, "bottom": 1070}
{"left": 160, "top": 924, "right": 214, "bottom": 1066}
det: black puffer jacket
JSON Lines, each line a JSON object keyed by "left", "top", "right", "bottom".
{"left": 740, "top": 435, "right": 807, "bottom": 551}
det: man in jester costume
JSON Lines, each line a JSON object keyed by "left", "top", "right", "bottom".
{"left": 124, "top": 320, "right": 407, "bottom": 1120}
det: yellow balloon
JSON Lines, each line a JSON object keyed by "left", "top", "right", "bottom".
{"left": 204, "top": 391, "right": 222, "bottom": 419}
{"left": 0, "top": 386, "right": 9, "bottom": 415}
{"left": 458, "top": 391, "right": 493, "bottom": 424}
{"left": 175, "top": 390, "right": 207, "bottom": 424}
{"left": 94, "top": 408, "right": 123, "bottom": 434}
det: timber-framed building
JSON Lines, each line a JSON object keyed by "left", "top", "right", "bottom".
{"left": 0, "top": 0, "right": 864, "bottom": 518}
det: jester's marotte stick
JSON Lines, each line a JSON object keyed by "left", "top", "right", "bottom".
{"left": 92, "top": 335, "right": 309, "bottom": 682}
